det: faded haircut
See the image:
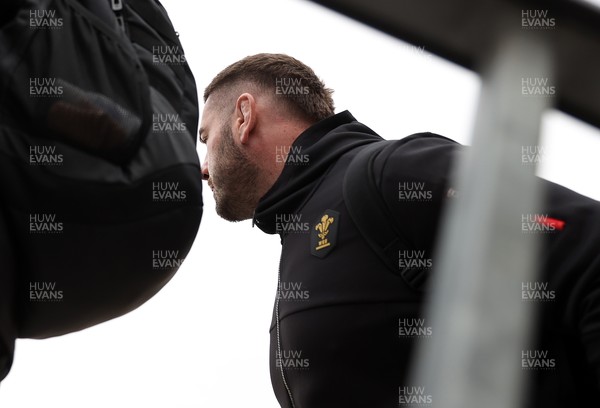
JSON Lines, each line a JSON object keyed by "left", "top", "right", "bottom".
{"left": 204, "top": 53, "right": 335, "bottom": 123}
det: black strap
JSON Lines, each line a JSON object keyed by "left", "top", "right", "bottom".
{"left": 343, "top": 141, "right": 429, "bottom": 292}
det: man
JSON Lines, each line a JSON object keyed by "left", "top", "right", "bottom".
{"left": 200, "top": 53, "right": 600, "bottom": 407}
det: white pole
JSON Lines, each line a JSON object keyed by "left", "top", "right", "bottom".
{"left": 410, "top": 28, "right": 554, "bottom": 408}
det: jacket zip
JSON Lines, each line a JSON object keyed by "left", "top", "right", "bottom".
{"left": 276, "top": 252, "right": 296, "bottom": 408}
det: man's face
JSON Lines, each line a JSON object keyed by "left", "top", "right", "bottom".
{"left": 200, "top": 100, "right": 262, "bottom": 222}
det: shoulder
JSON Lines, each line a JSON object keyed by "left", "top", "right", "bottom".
{"left": 369, "top": 132, "right": 463, "bottom": 188}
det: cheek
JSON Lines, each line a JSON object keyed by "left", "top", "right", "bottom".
{"left": 205, "top": 140, "right": 217, "bottom": 166}
{"left": 206, "top": 139, "right": 225, "bottom": 176}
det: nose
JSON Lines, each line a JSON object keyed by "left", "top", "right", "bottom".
{"left": 201, "top": 157, "right": 209, "bottom": 181}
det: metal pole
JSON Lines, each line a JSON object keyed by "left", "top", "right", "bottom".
{"left": 410, "top": 28, "right": 554, "bottom": 408}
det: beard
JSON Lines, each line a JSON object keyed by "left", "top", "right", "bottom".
{"left": 209, "top": 125, "right": 262, "bottom": 222}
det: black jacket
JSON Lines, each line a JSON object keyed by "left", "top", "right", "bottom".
{"left": 254, "top": 111, "right": 600, "bottom": 407}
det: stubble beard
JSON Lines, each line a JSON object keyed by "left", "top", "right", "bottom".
{"left": 211, "top": 126, "right": 262, "bottom": 222}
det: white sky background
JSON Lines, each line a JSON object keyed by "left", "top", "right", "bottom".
{"left": 1, "top": 0, "right": 600, "bottom": 407}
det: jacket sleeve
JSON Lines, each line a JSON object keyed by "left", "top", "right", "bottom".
{"left": 371, "top": 133, "right": 463, "bottom": 256}
{"left": 543, "top": 181, "right": 600, "bottom": 396}
{"left": 579, "top": 272, "right": 600, "bottom": 391}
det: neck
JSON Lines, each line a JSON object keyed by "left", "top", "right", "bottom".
{"left": 260, "top": 120, "right": 312, "bottom": 187}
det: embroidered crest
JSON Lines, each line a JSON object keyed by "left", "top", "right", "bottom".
{"left": 311, "top": 210, "right": 339, "bottom": 258}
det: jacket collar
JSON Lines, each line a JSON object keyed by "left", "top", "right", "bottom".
{"left": 253, "top": 110, "right": 382, "bottom": 234}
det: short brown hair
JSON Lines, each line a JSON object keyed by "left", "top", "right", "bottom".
{"left": 204, "top": 53, "right": 335, "bottom": 123}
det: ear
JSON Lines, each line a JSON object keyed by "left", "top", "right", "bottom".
{"left": 234, "top": 93, "right": 257, "bottom": 145}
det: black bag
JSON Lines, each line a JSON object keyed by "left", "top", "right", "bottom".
{"left": 0, "top": 0, "right": 203, "bottom": 380}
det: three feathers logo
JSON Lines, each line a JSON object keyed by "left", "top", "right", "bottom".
{"left": 311, "top": 210, "right": 339, "bottom": 258}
